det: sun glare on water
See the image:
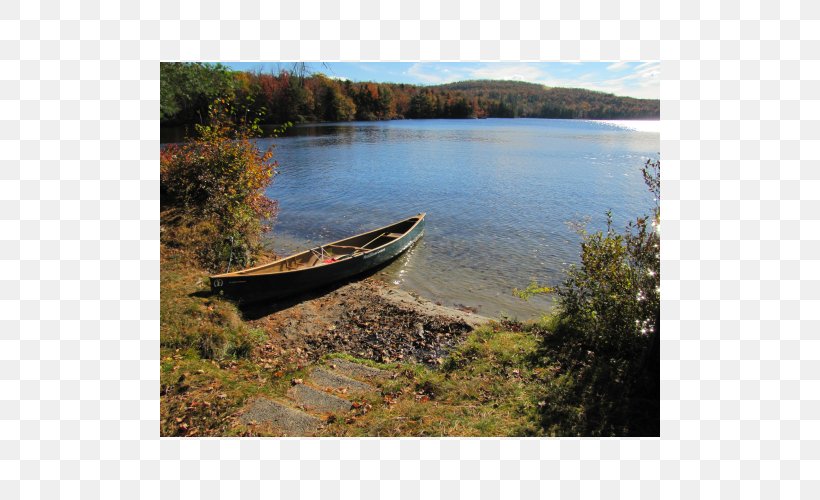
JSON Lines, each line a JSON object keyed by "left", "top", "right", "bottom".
{"left": 592, "top": 120, "right": 660, "bottom": 134}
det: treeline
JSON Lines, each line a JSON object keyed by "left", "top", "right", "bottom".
{"left": 161, "top": 62, "right": 660, "bottom": 128}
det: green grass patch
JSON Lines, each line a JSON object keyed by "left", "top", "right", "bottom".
{"left": 318, "top": 324, "right": 547, "bottom": 437}
{"left": 160, "top": 252, "right": 263, "bottom": 360}
{"left": 160, "top": 251, "right": 303, "bottom": 436}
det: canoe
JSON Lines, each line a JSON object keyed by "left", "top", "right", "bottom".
{"left": 210, "top": 213, "right": 426, "bottom": 303}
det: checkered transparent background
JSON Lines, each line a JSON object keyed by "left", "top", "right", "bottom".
{"left": 1, "top": 0, "right": 817, "bottom": 498}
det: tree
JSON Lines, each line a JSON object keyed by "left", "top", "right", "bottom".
{"left": 160, "top": 63, "right": 235, "bottom": 125}
{"left": 408, "top": 91, "right": 436, "bottom": 118}
{"left": 323, "top": 85, "right": 356, "bottom": 121}
{"left": 161, "top": 69, "right": 661, "bottom": 128}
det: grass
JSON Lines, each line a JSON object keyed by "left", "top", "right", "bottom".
{"left": 318, "top": 323, "right": 549, "bottom": 437}
{"left": 160, "top": 248, "right": 554, "bottom": 437}
{"left": 160, "top": 249, "right": 306, "bottom": 436}
{"left": 317, "top": 315, "right": 658, "bottom": 437}
{"left": 161, "top": 243, "right": 656, "bottom": 437}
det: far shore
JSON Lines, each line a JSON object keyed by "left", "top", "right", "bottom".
{"left": 160, "top": 116, "right": 661, "bottom": 143}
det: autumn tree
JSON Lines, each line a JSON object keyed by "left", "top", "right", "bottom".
{"left": 161, "top": 68, "right": 661, "bottom": 127}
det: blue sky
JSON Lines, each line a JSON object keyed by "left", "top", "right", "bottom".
{"left": 222, "top": 62, "right": 659, "bottom": 100}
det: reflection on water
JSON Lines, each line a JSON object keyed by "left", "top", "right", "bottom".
{"left": 259, "top": 118, "right": 659, "bottom": 319}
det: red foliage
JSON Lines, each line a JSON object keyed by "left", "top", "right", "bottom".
{"left": 161, "top": 98, "right": 279, "bottom": 269}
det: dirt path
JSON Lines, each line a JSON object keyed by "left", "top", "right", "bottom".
{"left": 244, "top": 278, "right": 489, "bottom": 368}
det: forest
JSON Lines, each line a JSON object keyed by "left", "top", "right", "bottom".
{"left": 160, "top": 62, "right": 660, "bottom": 129}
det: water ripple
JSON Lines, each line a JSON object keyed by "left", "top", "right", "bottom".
{"left": 262, "top": 119, "right": 659, "bottom": 319}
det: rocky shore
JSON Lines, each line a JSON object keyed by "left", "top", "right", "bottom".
{"left": 244, "top": 278, "right": 489, "bottom": 369}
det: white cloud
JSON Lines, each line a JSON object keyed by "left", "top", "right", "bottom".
{"left": 405, "top": 63, "right": 461, "bottom": 84}
{"left": 407, "top": 63, "right": 549, "bottom": 85}
{"left": 538, "top": 62, "right": 660, "bottom": 99}
{"left": 606, "top": 61, "right": 630, "bottom": 71}
{"left": 635, "top": 61, "right": 659, "bottom": 71}
{"left": 468, "top": 64, "right": 548, "bottom": 82}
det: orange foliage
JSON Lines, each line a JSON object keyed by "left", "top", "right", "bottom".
{"left": 161, "top": 98, "right": 279, "bottom": 270}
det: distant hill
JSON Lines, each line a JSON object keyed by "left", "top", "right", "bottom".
{"left": 160, "top": 63, "right": 660, "bottom": 127}
{"left": 431, "top": 80, "right": 659, "bottom": 119}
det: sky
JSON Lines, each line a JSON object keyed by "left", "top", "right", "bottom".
{"left": 222, "top": 62, "right": 659, "bottom": 100}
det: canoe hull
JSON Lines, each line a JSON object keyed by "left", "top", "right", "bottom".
{"left": 210, "top": 216, "right": 424, "bottom": 303}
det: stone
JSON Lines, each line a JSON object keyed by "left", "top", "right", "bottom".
{"left": 328, "top": 358, "right": 389, "bottom": 382}
{"left": 239, "top": 398, "right": 321, "bottom": 436}
{"left": 288, "top": 383, "right": 352, "bottom": 414}
{"left": 308, "top": 367, "right": 376, "bottom": 394}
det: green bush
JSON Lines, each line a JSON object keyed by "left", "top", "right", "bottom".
{"left": 522, "top": 158, "right": 660, "bottom": 436}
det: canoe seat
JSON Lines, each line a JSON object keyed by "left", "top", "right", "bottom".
{"left": 385, "top": 232, "right": 403, "bottom": 238}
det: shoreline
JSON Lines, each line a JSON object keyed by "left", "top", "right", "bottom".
{"left": 261, "top": 228, "right": 556, "bottom": 321}
{"left": 160, "top": 116, "right": 661, "bottom": 143}
{"left": 244, "top": 275, "right": 490, "bottom": 368}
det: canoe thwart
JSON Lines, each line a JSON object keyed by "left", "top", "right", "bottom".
{"left": 326, "top": 244, "right": 368, "bottom": 251}
{"left": 360, "top": 232, "right": 387, "bottom": 249}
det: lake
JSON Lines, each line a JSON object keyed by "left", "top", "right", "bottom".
{"left": 256, "top": 119, "right": 660, "bottom": 319}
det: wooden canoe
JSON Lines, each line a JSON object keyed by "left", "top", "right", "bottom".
{"left": 210, "top": 213, "right": 426, "bottom": 302}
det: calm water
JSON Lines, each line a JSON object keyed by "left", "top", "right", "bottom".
{"left": 257, "top": 119, "right": 659, "bottom": 319}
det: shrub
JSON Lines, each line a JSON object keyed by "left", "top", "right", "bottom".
{"left": 161, "top": 98, "right": 286, "bottom": 271}
{"left": 521, "top": 158, "right": 660, "bottom": 436}
{"left": 560, "top": 158, "right": 659, "bottom": 347}
{"left": 557, "top": 209, "right": 659, "bottom": 358}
